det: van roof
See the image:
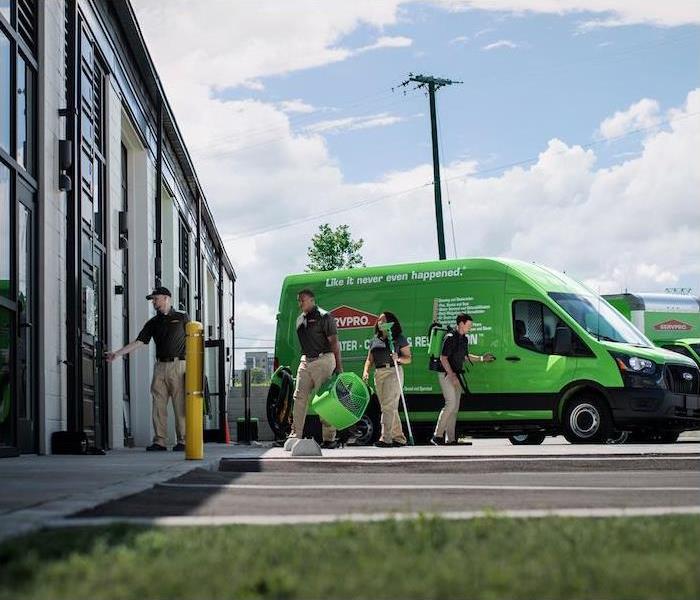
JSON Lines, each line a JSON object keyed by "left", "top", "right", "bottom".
{"left": 281, "top": 257, "right": 593, "bottom": 296}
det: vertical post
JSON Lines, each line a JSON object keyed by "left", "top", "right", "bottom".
{"left": 242, "top": 369, "right": 251, "bottom": 444}
{"left": 428, "top": 82, "right": 446, "bottom": 261}
{"left": 154, "top": 102, "right": 163, "bottom": 287}
{"left": 195, "top": 192, "right": 202, "bottom": 323}
{"left": 64, "top": 0, "right": 81, "bottom": 432}
{"left": 185, "top": 321, "right": 204, "bottom": 459}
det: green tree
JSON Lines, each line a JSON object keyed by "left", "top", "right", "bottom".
{"left": 250, "top": 368, "right": 267, "bottom": 385}
{"left": 306, "top": 224, "right": 365, "bottom": 272}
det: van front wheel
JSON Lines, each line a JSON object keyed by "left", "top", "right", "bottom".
{"left": 562, "top": 396, "right": 613, "bottom": 444}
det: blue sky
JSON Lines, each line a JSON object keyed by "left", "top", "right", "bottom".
{"left": 215, "top": 8, "right": 699, "bottom": 182}
{"left": 133, "top": 1, "right": 700, "bottom": 358}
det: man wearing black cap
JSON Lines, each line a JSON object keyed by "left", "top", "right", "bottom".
{"left": 105, "top": 286, "right": 189, "bottom": 451}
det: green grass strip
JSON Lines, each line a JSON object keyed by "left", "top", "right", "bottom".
{"left": 0, "top": 515, "right": 698, "bottom": 599}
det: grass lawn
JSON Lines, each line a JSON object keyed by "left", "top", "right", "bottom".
{"left": 0, "top": 515, "right": 698, "bottom": 599}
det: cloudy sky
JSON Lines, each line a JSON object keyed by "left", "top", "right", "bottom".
{"left": 131, "top": 1, "right": 700, "bottom": 365}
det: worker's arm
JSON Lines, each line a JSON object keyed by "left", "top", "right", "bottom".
{"left": 393, "top": 344, "right": 412, "bottom": 366}
{"left": 440, "top": 355, "right": 460, "bottom": 387}
{"left": 105, "top": 340, "right": 144, "bottom": 362}
{"left": 468, "top": 352, "right": 495, "bottom": 363}
{"left": 362, "top": 349, "right": 374, "bottom": 382}
{"left": 328, "top": 334, "right": 343, "bottom": 374}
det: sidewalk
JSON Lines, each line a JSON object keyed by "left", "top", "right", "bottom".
{"left": 0, "top": 444, "right": 237, "bottom": 541}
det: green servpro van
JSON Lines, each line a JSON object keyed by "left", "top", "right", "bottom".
{"left": 271, "top": 259, "right": 700, "bottom": 445}
{"left": 604, "top": 293, "right": 700, "bottom": 370}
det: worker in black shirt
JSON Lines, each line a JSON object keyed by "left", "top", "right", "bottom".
{"left": 105, "top": 286, "right": 189, "bottom": 451}
{"left": 290, "top": 288, "right": 343, "bottom": 449}
{"left": 432, "top": 313, "right": 495, "bottom": 446}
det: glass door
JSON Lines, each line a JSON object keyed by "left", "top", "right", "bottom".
{"left": 203, "top": 338, "right": 227, "bottom": 442}
{"left": 16, "top": 178, "right": 35, "bottom": 451}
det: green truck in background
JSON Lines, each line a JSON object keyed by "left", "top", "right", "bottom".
{"left": 604, "top": 293, "right": 700, "bottom": 369}
{"left": 270, "top": 259, "right": 700, "bottom": 445}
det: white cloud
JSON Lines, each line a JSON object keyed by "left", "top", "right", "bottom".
{"left": 303, "top": 112, "right": 410, "bottom": 135}
{"left": 449, "top": 35, "right": 470, "bottom": 44}
{"left": 277, "top": 99, "right": 316, "bottom": 114}
{"left": 355, "top": 36, "right": 413, "bottom": 53}
{"left": 433, "top": 1, "right": 700, "bottom": 27}
{"left": 481, "top": 39, "right": 518, "bottom": 50}
{"left": 597, "top": 98, "right": 660, "bottom": 140}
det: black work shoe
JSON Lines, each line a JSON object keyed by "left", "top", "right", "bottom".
{"left": 446, "top": 440, "right": 472, "bottom": 446}
{"left": 392, "top": 441, "right": 407, "bottom": 447}
{"left": 430, "top": 436, "right": 444, "bottom": 446}
{"left": 146, "top": 443, "right": 167, "bottom": 452}
{"left": 320, "top": 440, "right": 339, "bottom": 449}
{"left": 172, "top": 443, "right": 186, "bottom": 451}
{"left": 374, "top": 440, "right": 392, "bottom": 448}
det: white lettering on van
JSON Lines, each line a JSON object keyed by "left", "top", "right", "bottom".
{"left": 340, "top": 340, "right": 358, "bottom": 352}
{"left": 335, "top": 315, "right": 371, "bottom": 328}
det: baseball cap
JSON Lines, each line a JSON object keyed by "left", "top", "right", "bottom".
{"left": 146, "top": 286, "right": 172, "bottom": 300}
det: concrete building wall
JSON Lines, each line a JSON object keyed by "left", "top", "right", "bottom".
{"left": 37, "top": 0, "right": 68, "bottom": 453}
{"left": 7, "top": 0, "right": 236, "bottom": 454}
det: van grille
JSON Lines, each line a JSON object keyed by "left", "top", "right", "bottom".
{"left": 664, "top": 364, "right": 700, "bottom": 395}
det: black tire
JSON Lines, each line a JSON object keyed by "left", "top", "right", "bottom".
{"left": 562, "top": 395, "right": 613, "bottom": 444}
{"left": 266, "top": 368, "right": 294, "bottom": 440}
{"left": 508, "top": 433, "right": 546, "bottom": 445}
{"left": 606, "top": 430, "right": 630, "bottom": 444}
{"left": 343, "top": 398, "right": 381, "bottom": 446}
{"left": 629, "top": 430, "right": 680, "bottom": 444}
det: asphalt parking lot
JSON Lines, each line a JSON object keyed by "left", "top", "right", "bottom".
{"left": 71, "top": 437, "right": 700, "bottom": 524}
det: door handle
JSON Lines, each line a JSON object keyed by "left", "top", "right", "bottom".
{"left": 505, "top": 356, "right": 521, "bottom": 362}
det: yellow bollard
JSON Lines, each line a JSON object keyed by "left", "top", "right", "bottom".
{"left": 185, "top": 321, "right": 204, "bottom": 460}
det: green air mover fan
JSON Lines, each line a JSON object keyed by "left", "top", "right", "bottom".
{"left": 311, "top": 372, "right": 370, "bottom": 430}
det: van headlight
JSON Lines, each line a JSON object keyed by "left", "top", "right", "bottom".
{"left": 611, "top": 352, "right": 661, "bottom": 387}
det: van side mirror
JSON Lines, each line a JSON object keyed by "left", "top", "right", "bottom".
{"left": 553, "top": 327, "right": 573, "bottom": 356}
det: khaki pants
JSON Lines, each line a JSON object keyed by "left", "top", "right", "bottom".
{"left": 151, "top": 359, "right": 186, "bottom": 446}
{"left": 435, "top": 373, "right": 461, "bottom": 442}
{"left": 291, "top": 353, "right": 337, "bottom": 442}
{"left": 374, "top": 366, "right": 407, "bottom": 444}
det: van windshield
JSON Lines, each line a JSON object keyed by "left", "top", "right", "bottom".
{"left": 549, "top": 292, "right": 652, "bottom": 348}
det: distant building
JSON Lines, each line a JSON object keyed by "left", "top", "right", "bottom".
{"left": 245, "top": 351, "right": 275, "bottom": 381}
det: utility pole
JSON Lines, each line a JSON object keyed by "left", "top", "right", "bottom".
{"left": 400, "top": 74, "right": 462, "bottom": 260}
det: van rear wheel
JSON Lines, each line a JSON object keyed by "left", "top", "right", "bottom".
{"left": 562, "top": 395, "right": 613, "bottom": 444}
{"left": 508, "top": 433, "right": 546, "bottom": 445}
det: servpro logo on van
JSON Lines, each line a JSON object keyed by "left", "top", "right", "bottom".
{"left": 330, "top": 306, "right": 378, "bottom": 329}
{"left": 653, "top": 319, "right": 693, "bottom": 332}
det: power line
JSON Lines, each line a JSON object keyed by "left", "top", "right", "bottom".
{"left": 191, "top": 86, "right": 422, "bottom": 154}
{"left": 197, "top": 88, "right": 424, "bottom": 158}
{"left": 221, "top": 111, "right": 700, "bottom": 242}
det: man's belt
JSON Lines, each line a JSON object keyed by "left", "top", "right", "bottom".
{"left": 156, "top": 356, "right": 185, "bottom": 362}
{"left": 303, "top": 352, "right": 331, "bottom": 363}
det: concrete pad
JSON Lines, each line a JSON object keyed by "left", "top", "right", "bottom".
{"left": 283, "top": 438, "right": 299, "bottom": 452}
{"left": 291, "top": 439, "right": 322, "bottom": 457}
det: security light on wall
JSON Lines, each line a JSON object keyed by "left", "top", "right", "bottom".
{"left": 58, "top": 139, "right": 72, "bottom": 192}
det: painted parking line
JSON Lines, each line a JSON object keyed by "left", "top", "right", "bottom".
{"left": 156, "top": 482, "right": 700, "bottom": 492}
{"left": 221, "top": 455, "right": 700, "bottom": 464}
{"left": 57, "top": 505, "right": 700, "bottom": 527}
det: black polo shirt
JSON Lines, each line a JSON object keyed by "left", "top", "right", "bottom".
{"left": 369, "top": 334, "right": 409, "bottom": 367}
{"left": 137, "top": 309, "right": 189, "bottom": 359}
{"left": 296, "top": 306, "right": 337, "bottom": 357}
{"left": 441, "top": 331, "right": 469, "bottom": 374}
